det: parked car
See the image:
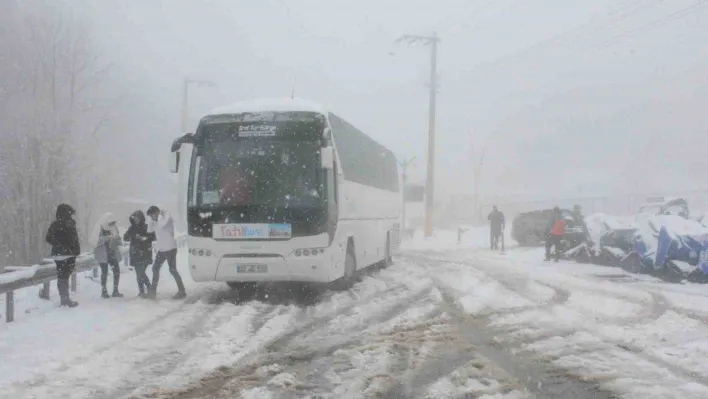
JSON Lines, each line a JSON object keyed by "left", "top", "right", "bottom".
{"left": 637, "top": 197, "right": 689, "bottom": 219}
{"left": 511, "top": 208, "right": 586, "bottom": 246}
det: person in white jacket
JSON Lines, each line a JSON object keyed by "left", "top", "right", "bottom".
{"left": 146, "top": 206, "right": 186, "bottom": 299}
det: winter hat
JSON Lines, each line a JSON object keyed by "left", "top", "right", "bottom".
{"left": 56, "top": 204, "right": 75, "bottom": 220}
{"left": 130, "top": 210, "right": 145, "bottom": 225}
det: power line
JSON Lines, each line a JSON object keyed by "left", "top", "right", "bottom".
{"left": 465, "top": 0, "right": 664, "bottom": 73}
{"left": 592, "top": 0, "right": 708, "bottom": 49}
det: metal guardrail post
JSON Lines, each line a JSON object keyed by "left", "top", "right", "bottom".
{"left": 6, "top": 291, "right": 14, "bottom": 323}
{"left": 40, "top": 283, "right": 50, "bottom": 300}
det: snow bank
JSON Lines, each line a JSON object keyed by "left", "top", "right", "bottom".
{"left": 0, "top": 265, "right": 38, "bottom": 284}
{"left": 585, "top": 213, "right": 631, "bottom": 244}
{"left": 652, "top": 215, "right": 708, "bottom": 238}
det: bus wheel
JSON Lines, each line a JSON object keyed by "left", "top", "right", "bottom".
{"left": 332, "top": 244, "right": 356, "bottom": 291}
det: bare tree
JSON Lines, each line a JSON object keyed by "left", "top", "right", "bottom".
{"left": 0, "top": 1, "right": 114, "bottom": 263}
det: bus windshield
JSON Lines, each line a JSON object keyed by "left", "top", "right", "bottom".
{"left": 189, "top": 121, "right": 324, "bottom": 210}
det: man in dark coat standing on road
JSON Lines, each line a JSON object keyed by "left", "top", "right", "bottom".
{"left": 124, "top": 210, "right": 155, "bottom": 298}
{"left": 45, "top": 204, "right": 80, "bottom": 307}
{"left": 488, "top": 206, "right": 505, "bottom": 251}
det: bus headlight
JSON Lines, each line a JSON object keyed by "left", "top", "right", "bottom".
{"left": 190, "top": 248, "right": 212, "bottom": 257}
{"left": 292, "top": 248, "right": 325, "bottom": 257}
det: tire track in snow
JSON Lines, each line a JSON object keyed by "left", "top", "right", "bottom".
{"left": 102, "top": 302, "right": 228, "bottom": 399}
{"left": 144, "top": 280, "right": 416, "bottom": 399}
{"left": 413, "top": 253, "right": 670, "bottom": 327}
{"left": 215, "top": 291, "right": 443, "bottom": 398}
{"left": 412, "top": 252, "right": 708, "bottom": 393}
{"left": 382, "top": 284, "right": 616, "bottom": 399}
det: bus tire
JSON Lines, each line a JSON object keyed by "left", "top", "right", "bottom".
{"left": 332, "top": 242, "right": 356, "bottom": 291}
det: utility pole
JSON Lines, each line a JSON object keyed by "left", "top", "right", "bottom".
{"left": 181, "top": 77, "right": 217, "bottom": 133}
{"left": 468, "top": 129, "right": 486, "bottom": 224}
{"left": 398, "top": 156, "right": 416, "bottom": 235}
{"left": 397, "top": 32, "right": 440, "bottom": 238}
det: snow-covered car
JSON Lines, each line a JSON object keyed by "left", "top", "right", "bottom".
{"left": 637, "top": 197, "right": 689, "bottom": 220}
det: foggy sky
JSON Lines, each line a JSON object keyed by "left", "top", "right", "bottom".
{"left": 57, "top": 0, "right": 708, "bottom": 204}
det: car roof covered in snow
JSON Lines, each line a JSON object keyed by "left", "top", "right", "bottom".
{"left": 205, "top": 98, "right": 328, "bottom": 117}
{"left": 639, "top": 196, "right": 686, "bottom": 210}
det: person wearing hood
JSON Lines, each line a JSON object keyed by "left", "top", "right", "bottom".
{"left": 147, "top": 206, "right": 186, "bottom": 300}
{"left": 123, "top": 210, "right": 155, "bottom": 298}
{"left": 45, "top": 204, "right": 80, "bottom": 307}
{"left": 91, "top": 212, "right": 124, "bottom": 298}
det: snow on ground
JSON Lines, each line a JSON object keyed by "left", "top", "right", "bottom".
{"left": 4, "top": 227, "right": 708, "bottom": 397}
{"left": 411, "top": 227, "right": 708, "bottom": 398}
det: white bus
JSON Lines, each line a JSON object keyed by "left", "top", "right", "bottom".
{"left": 169, "top": 98, "right": 401, "bottom": 290}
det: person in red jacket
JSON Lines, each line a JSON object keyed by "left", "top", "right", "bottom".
{"left": 545, "top": 207, "right": 566, "bottom": 262}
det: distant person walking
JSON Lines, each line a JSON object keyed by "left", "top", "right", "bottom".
{"left": 147, "top": 206, "right": 186, "bottom": 300}
{"left": 45, "top": 204, "right": 80, "bottom": 307}
{"left": 488, "top": 206, "right": 505, "bottom": 251}
{"left": 545, "top": 207, "right": 566, "bottom": 262}
{"left": 92, "top": 213, "right": 124, "bottom": 298}
{"left": 123, "top": 210, "right": 155, "bottom": 298}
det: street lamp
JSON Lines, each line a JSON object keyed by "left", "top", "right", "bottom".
{"left": 397, "top": 32, "right": 440, "bottom": 238}
{"left": 181, "top": 77, "right": 217, "bottom": 133}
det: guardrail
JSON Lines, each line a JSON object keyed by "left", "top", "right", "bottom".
{"left": 0, "top": 234, "right": 188, "bottom": 323}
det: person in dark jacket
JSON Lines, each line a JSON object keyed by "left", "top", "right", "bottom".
{"left": 488, "top": 206, "right": 505, "bottom": 250}
{"left": 545, "top": 207, "right": 566, "bottom": 262}
{"left": 45, "top": 204, "right": 80, "bottom": 307}
{"left": 123, "top": 210, "right": 155, "bottom": 298}
{"left": 92, "top": 212, "right": 124, "bottom": 298}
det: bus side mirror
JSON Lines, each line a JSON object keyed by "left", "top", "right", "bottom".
{"left": 321, "top": 146, "right": 334, "bottom": 170}
{"left": 169, "top": 151, "right": 180, "bottom": 173}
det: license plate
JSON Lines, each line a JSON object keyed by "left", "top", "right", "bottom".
{"left": 236, "top": 264, "right": 267, "bottom": 273}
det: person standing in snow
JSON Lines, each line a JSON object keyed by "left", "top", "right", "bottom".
{"left": 545, "top": 207, "right": 566, "bottom": 262}
{"left": 92, "top": 213, "right": 124, "bottom": 298}
{"left": 123, "top": 210, "right": 155, "bottom": 298}
{"left": 147, "top": 206, "right": 186, "bottom": 300}
{"left": 488, "top": 205, "right": 505, "bottom": 251}
{"left": 45, "top": 204, "right": 81, "bottom": 307}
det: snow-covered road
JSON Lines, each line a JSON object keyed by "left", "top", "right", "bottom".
{"left": 4, "top": 229, "right": 708, "bottom": 398}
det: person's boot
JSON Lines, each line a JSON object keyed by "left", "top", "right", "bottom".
{"left": 173, "top": 274, "right": 187, "bottom": 300}
{"left": 62, "top": 295, "right": 79, "bottom": 307}
{"left": 58, "top": 280, "right": 79, "bottom": 307}
{"left": 101, "top": 287, "right": 110, "bottom": 299}
{"left": 111, "top": 270, "right": 123, "bottom": 297}
{"left": 147, "top": 286, "right": 157, "bottom": 300}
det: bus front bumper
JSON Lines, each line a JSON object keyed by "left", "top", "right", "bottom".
{"left": 188, "top": 253, "right": 336, "bottom": 284}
